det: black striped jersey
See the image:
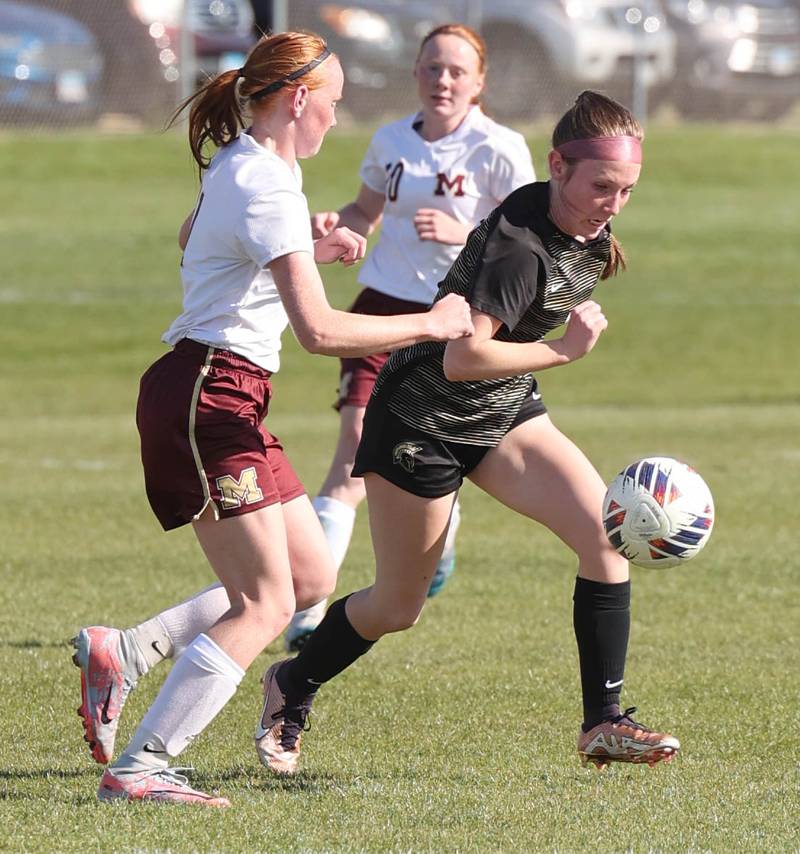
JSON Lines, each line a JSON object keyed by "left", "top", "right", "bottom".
{"left": 371, "top": 181, "right": 612, "bottom": 446}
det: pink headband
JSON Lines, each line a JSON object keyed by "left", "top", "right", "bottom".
{"left": 555, "top": 136, "right": 642, "bottom": 164}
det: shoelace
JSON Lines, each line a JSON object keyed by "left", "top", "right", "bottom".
{"left": 612, "top": 706, "right": 654, "bottom": 733}
{"left": 134, "top": 765, "right": 194, "bottom": 786}
{"left": 273, "top": 698, "right": 313, "bottom": 751}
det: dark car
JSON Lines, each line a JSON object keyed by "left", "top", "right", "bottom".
{"left": 0, "top": 0, "right": 103, "bottom": 123}
{"left": 661, "top": 0, "right": 800, "bottom": 119}
{"left": 15, "top": 0, "right": 255, "bottom": 123}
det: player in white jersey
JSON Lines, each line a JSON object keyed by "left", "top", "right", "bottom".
{"left": 285, "top": 24, "right": 536, "bottom": 650}
{"left": 70, "top": 31, "right": 472, "bottom": 807}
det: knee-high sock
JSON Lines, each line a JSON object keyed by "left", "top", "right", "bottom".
{"left": 313, "top": 495, "right": 357, "bottom": 570}
{"left": 114, "top": 633, "right": 244, "bottom": 772}
{"left": 125, "top": 583, "right": 231, "bottom": 673}
{"left": 572, "top": 577, "right": 631, "bottom": 729}
{"left": 285, "top": 596, "right": 374, "bottom": 694}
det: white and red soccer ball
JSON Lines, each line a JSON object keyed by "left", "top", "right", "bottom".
{"left": 602, "top": 457, "right": 714, "bottom": 568}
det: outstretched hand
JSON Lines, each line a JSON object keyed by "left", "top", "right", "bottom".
{"left": 559, "top": 300, "right": 608, "bottom": 361}
{"left": 314, "top": 226, "right": 367, "bottom": 267}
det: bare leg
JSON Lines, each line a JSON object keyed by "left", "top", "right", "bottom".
{"left": 317, "top": 405, "right": 367, "bottom": 508}
{"left": 469, "top": 414, "right": 631, "bottom": 729}
{"left": 468, "top": 414, "right": 627, "bottom": 583}
{"left": 346, "top": 474, "right": 455, "bottom": 639}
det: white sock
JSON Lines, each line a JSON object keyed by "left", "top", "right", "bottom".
{"left": 312, "top": 495, "right": 356, "bottom": 570}
{"left": 440, "top": 496, "right": 462, "bottom": 562}
{"left": 288, "top": 496, "right": 356, "bottom": 638}
{"left": 113, "top": 633, "right": 244, "bottom": 773}
{"left": 125, "top": 583, "right": 231, "bottom": 673}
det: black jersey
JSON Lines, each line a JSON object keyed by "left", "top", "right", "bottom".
{"left": 371, "top": 181, "right": 612, "bottom": 446}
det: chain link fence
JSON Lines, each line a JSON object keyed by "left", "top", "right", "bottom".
{"left": 1, "top": 0, "right": 798, "bottom": 130}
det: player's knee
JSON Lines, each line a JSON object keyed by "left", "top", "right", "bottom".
{"left": 231, "top": 591, "right": 296, "bottom": 638}
{"left": 295, "top": 571, "right": 336, "bottom": 611}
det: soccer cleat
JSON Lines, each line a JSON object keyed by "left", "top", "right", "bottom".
{"left": 284, "top": 600, "right": 326, "bottom": 653}
{"left": 71, "top": 626, "right": 138, "bottom": 764}
{"left": 577, "top": 707, "right": 680, "bottom": 770}
{"left": 254, "top": 659, "right": 315, "bottom": 775}
{"left": 97, "top": 766, "right": 229, "bottom": 806}
{"left": 427, "top": 549, "right": 455, "bottom": 598}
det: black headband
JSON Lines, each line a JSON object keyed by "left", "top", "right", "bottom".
{"left": 247, "top": 48, "right": 331, "bottom": 100}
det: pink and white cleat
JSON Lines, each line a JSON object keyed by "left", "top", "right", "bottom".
{"left": 97, "top": 767, "right": 229, "bottom": 806}
{"left": 577, "top": 706, "right": 680, "bottom": 770}
{"left": 71, "top": 626, "right": 138, "bottom": 764}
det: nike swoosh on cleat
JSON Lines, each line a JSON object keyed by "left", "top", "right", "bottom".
{"left": 151, "top": 640, "right": 165, "bottom": 658}
{"left": 142, "top": 743, "right": 165, "bottom": 754}
{"left": 604, "top": 678, "right": 624, "bottom": 689}
{"left": 100, "top": 685, "right": 114, "bottom": 725}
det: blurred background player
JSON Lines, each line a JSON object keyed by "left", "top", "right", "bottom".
{"left": 71, "top": 31, "right": 472, "bottom": 806}
{"left": 255, "top": 91, "right": 681, "bottom": 777}
{"left": 286, "top": 23, "right": 535, "bottom": 651}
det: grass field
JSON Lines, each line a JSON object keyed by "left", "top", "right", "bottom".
{"left": 0, "top": 122, "right": 798, "bottom": 853}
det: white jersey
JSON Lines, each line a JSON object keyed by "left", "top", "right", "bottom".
{"left": 163, "top": 132, "right": 314, "bottom": 373}
{"left": 357, "top": 105, "right": 535, "bottom": 303}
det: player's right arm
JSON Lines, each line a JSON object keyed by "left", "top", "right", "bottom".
{"left": 270, "top": 251, "right": 472, "bottom": 357}
{"left": 443, "top": 302, "right": 607, "bottom": 382}
{"left": 310, "top": 183, "right": 384, "bottom": 238}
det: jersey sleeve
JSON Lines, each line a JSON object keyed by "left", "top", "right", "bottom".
{"left": 488, "top": 135, "right": 536, "bottom": 203}
{"left": 236, "top": 185, "right": 314, "bottom": 268}
{"left": 468, "top": 213, "right": 544, "bottom": 332}
{"left": 358, "top": 131, "right": 387, "bottom": 194}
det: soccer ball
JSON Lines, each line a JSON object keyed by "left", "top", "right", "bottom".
{"left": 602, "top": 457, "right": 714, "bottom": 568}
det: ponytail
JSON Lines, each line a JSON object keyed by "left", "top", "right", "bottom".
{"left": 169, "top": 31, "right": 331, "bottom": 173}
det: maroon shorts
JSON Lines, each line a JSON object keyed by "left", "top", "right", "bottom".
{"left": 136, "top": 339, "right": 306, "bottom": 531}
{"left": 336, "top": 288, "right": 429, "bottom": 410}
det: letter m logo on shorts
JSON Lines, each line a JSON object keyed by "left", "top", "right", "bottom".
{"left": 216, "top": 466, "right": 264, "bottom": 509}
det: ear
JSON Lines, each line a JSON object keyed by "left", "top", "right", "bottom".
{"left": 548, "top": 149, "right": 566, "bottom": 179}
{"left": 473, "top": 74, "right": 485, "bottom": 98}
{"left": 291, "top": 84, "right": 309, "bottom": 116}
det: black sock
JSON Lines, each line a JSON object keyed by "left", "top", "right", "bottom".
{"left": 284, "top": 595, "right": 375, "bottom": 695}
{"left": 572, "top": 576, "right": 630, "bottom": 730}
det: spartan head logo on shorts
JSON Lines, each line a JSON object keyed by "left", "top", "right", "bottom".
{"left": 392, "top": 441, "right": 423, "bottom": 474}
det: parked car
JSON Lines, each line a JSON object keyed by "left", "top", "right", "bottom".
{"left": 128, "top": 0, "right": 256, "bottom": 86}
{"left": 0, "top": 0, "right": 103, "bottom": 123}
{"left": 660, "top": 0, "right": 800, "bottom": 120}
{"left": 21, "top": 0, "right": 255, "bottom": 122}
{"left": 287, "top": 0, "right": 676, "bottom": 120}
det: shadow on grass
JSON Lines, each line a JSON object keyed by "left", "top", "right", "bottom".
{"left": 0, "top": 767, "right": 100, "bottom": 804}
{"left": 193, "top": 766, "right": 356, "bottom": 795}
{"left": 1, "top": 639, "right": 73, "bottom": 649}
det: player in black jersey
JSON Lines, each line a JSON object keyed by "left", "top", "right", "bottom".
{"left": 256, "top": 91, "right": 681, "bottom": 774}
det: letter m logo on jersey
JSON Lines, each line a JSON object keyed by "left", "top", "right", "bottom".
{"left": 434, "top": 172, "right": 466, "bottom": 197}
{"left": 216, "top": 466, "right": 264, "bottom": 509}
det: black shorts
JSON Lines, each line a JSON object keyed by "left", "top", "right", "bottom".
{"left": 352, "top": 387, "right": 546, "bottom": 498}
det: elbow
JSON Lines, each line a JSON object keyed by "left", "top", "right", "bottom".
{"left": 294, "top": 324, "right": 328, "bottom": 355}
{"left": 442, "top": 348, "right": 470, "bottom": 382}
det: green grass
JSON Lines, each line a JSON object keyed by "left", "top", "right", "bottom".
{"left": 0, "top": 123, "right": 798, "bottom": 853}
